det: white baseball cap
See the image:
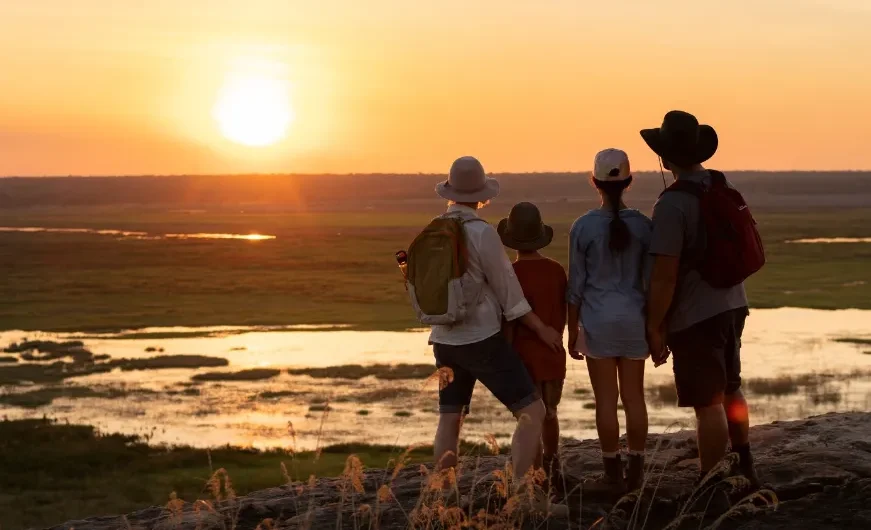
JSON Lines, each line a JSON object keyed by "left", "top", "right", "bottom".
{"left": 593, "top": 148, "right": 631, "bottom": 182}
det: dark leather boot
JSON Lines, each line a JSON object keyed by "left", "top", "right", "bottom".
{"left": 735, "top": 450, "right": 763, "bottom": 490}
{"left": 602, "top": 455, "right": 626, "bottom": 494}
{"left": 625, "top": 453, "right": 645, "bottom": 492}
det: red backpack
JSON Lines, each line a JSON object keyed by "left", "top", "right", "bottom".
{"left": 661, "top": 170, "right": 765, "bottom": 288}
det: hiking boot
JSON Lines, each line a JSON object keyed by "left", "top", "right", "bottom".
{"left": 625, "top": 453, "right": 645, "bottom": 492}
{"left": 732, "top": 446, "right": 763, "bottom": 490}
{"left": 602, "top": 454, "right": 626, "bottom": 495}
{"left": 737, "top": 460, "right": 762, "bottom": 491}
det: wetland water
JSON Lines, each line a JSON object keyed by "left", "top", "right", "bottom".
{"left": 0, "top": 226, "right": 276, "bottom": 240}
{"left": 1, "top": 308, "right": 870, "bottom": 450}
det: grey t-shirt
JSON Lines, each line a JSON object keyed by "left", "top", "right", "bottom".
{"left": 649, "top": 170, "right": 749, "bottom": 333}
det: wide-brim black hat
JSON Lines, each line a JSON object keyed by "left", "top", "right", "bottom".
{"left": 640, "top": 110, "right": 718, "bottom": 167}
{"left": 497, "top": 202, "right": 554, "bottom": 251}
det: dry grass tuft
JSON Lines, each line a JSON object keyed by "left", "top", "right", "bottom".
{"left": 377, "top": 484, "right": 392, "bottom": 503}
{"left": 165, "top": 492, "right": 185, "bottom": 525}
{"left": 340, "top": 455, "right": 365, "bottom": 494}
{"left": 391, "top": 444, "right": 422, "bottom": 480}
{"left": 484, "top": 434, "right": 500, "bottom": 456}
{"left": 422, "top": 366, "right": 455, "bottom": 391}
{"left": 707, "top": 488, "right": 779, "bottom": 529}
{"left": 206, "top": 468, "right": 236, "bottom": 502}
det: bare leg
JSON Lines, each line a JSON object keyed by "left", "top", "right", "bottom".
{"left": 534, "top": 440, "right": 544, "bottom": 470}
{"left": 724, "top": 389, "right": 750, "bottom": 447}
{"left": 434, "top": 412, "right": 463, "bottom": 469}
{"left": 617, "top": 358, "right": 648, "bottom": 452}
{"left": 542, "top": 414, "right": 560, "bottom": 462}
{"left": 586, "top": 358, "right": 620, "bottom": 453}
{"left": 512, "top": 399, "right": 546, "bottom": 480}
{"left": 694, "top": 404, "right": 729, "bottom": 474}
{"left": 724, "top": 388, "right": 761, "bottom": 485}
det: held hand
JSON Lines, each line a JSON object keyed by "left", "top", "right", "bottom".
{"left": 568, "top": 326, "right": 586, "bottom": 360}
{"left": 647, "top": 326, "right": 669, "bottom": 367}
{"left": 537, "top": 326, "right": 566, "bottom": 355}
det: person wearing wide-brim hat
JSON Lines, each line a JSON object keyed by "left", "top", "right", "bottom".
{"left": 640, "top": 109, "right": 718, "bottom": 170}
{"left": 641, "top": 111, "right": 761, "bottom": 488}
{"left": 497, "top": 202, "right": 554, "bottom": 252}
{"left": 497, "top": 202, "right": 566, "bottom": 488}
{"left": 427, "top": 156, "right": 568, "bottom": 514}
{"left": 434, "top": 156, "right": 501, "bottom": 204}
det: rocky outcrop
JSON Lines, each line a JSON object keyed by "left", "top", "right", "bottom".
{"left": 49, "top": 412, "right": 871, "bottom": 530}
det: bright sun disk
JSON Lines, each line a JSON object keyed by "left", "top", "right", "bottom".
{"left": 213, "top": 74, "right": 293, "bottom": 147}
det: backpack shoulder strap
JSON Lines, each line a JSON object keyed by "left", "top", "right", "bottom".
{"left": 706, "top": 169, "right": 727, "bottom": 186}
{"left": 660, "top": 179, "right": 704, "bottom": 199}
{"left": 438, "top": 212, "right": 487, "bottom": 225}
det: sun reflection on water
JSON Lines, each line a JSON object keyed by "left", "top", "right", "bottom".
{"left": 0, "top": 227, "right": 276, "bottom": 241}
{"left": 787, "top": 237, "right": 871, "bottom": 244}
{"left": 164, "top": 233, "right": 276, "bottom": 241}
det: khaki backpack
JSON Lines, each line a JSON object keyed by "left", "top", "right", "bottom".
{"left": 406, "top": 214, "right": 485, "bottom": 325}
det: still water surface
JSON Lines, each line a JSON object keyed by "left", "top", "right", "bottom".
{"left": 0, "top": 227, "right": 275, "bottom": 240}
{"left": 1, "top": 308, "right": 869, "bottom": 450}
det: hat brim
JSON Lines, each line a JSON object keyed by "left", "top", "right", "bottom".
{"left": 497, "top": 219, "right": 554, "bottom": 251}
{"left": 639, "top": 125, "right": 718, "bottom": 166}
{"left": 435, "top": 178, "right": 500, "bottom": 203}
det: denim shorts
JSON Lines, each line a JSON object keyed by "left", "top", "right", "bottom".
{"left": 433, "top": 333, "right": 538, "bottom": 415}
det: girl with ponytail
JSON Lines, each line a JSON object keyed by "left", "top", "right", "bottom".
{"left": 566, "top": 148, "right": 653, "bottom": 494}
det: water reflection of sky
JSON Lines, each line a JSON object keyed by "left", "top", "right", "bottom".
{"left": 0, "top": 227, "right": 275, "bottom": 241}
{"left": 1, "top": 308, "right": 870, "bottom": 450}
{"left": 786, "top": 237, "right": 871, "bottom": 244}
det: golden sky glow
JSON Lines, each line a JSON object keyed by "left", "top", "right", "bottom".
{"left": 0, "top": 0, "right": 869, "bottom": 175}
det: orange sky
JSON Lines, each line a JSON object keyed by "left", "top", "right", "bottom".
{"left": 1, "top": 0, "right": 869, "bottom": 176}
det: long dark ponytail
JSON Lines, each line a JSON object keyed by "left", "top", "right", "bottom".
{"left": 594, "top": 174, "right": 633, "bottom": 253}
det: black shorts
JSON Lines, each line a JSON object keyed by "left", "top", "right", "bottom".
{"left": 433, "top": 333, "right": 538, "bottom": 415}
{"left": 667, "top": 307, "right": 748, "bottom": 408}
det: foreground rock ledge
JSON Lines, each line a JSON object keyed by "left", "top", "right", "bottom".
{"left": 50, "top": 412, "right": 871, "bottom": 530}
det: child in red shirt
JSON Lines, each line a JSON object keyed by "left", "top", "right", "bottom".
{"left": 498, "top": 202, "right": 568, "bottom": 481}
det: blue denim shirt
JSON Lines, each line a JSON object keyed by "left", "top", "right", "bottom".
{"left": 567, "top": 209, "right": 652, "bottom": 359}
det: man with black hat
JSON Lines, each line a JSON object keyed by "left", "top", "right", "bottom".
{"left": 641, "top": 111, "right": 760, "bottom": 487}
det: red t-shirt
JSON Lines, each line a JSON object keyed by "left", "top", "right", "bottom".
{"left": 511, "top": 257, "right": 568, "bottom": 382}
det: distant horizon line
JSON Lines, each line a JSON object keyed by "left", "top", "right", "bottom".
{"left": 3, "top": 169, "right": 871, "bottom": 179}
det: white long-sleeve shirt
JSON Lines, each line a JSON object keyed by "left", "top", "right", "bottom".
{"left": 429, "top": 204, "right": 532, "bottom": 346}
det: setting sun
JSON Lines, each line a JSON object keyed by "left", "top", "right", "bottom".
{"left": 213, "top": 73, "right": 294, "bottom": 147}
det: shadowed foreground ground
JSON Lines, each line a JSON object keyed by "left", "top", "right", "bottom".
{"left": 50, "top": 412, "right": 871, "bottom": 530}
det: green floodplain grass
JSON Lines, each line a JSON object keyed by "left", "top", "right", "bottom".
{"left": 0, "top": 418, "right": 505, "bottom": 530}
{"left": 1, "top": 203, "right": 865, "bottom": 527}
{"left": 1, "top": 206, "right": 870, "bottom": 332}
